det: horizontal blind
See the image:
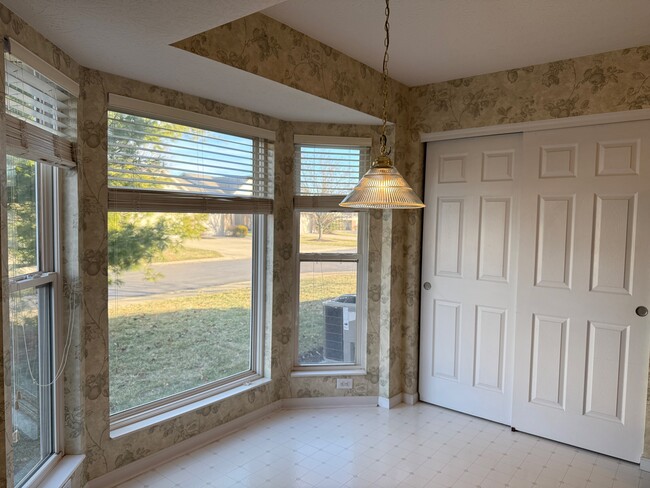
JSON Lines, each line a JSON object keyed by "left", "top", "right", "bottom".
{"left": 5, "top": 114, "right": 76, "bottom": 168}
{"left": 295, "top": 143, "right": 371, "bottom": 196}
{"left": 109, "top": 188, "right": 272, "bottom": 214}
{"left": 4, "top": 51, "right": 77, "bottom": 141}
{"left": 108, "top": 111, "right": 273, "bottom": 201}
{"left": 292, "top": 195, "right": 359, "bottom": 212}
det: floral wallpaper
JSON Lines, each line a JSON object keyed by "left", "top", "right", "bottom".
{"left": 1, "top": 2, "right": 650, "bottom": 487}
{"left": 408, "top": 45, "right": 650, "bottom": 134}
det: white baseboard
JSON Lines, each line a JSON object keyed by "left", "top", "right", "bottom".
{"left": 403, "top": 392, "right": 419, "bottom": 405}
{"left": 641, "top": 457, "right": 650, "bottom": 472}
{"left": 282, "top": 396, "right": 378, "bottom": 409}
{"left": 378, "top": 393, "right": 403, "bottom": 409}
{"left": 87, "top": 401, "right": 281, "bottom": 488}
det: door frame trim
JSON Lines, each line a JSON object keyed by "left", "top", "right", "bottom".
{"left": 421, "top": 108, "right": 650, "bottom": 143}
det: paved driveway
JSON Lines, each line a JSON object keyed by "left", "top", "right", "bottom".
{"left": 109, "top": 258, "right": 352, "bottom": 299}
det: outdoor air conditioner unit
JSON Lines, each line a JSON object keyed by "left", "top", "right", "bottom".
{"left": 323, "top": 294, "right": 357, "bottom": 363}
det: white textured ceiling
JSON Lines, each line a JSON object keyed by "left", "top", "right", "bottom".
{"left": 1, "top": 0, "right": 381, "bottom": 124}
{"left": 3, "top": 0, "right": 650, "bottom": 123}
{"left": 266, "top": 0, "right": 650, "bottom": 86}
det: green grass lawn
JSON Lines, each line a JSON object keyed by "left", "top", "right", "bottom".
{"left": 299, "top": 231, "right": 357, "bottom": 252}
{"left": 109, "top": 289, "right": 251, "bottom": 413}
{"left": 109, "top": 273, "right": 356, "bottom": 413}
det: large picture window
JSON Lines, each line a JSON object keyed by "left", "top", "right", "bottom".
{"left": 294, "top": 136, "right": 370, "bottom": 369}
{"left": 107, "top": 96, "right": 272, "bottom": 423}
{"left": 4, "top": 39, "right": 78, "bottom": 488}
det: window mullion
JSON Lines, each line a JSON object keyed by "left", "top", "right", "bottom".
{"left": 37, "top": 284, "right": 54, "bottom": 459}
{"left": 251, "top": 214, "right": 266, "bottom": 375}
{"left": 37, "top": 164, "right": 55, "bottom": 273}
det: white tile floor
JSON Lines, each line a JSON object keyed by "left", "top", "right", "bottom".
{"left": 118, "top": 403, "right": 650, "bottom": 488}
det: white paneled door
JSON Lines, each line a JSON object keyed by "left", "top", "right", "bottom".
{"left": 419, "top": 134, "right": 522, "bottom": 425}
{"left": 420, "top": 120, "right": 650, "bottom": 463}
{"left": 512, "top": 121, "right": 650, "bottom": 462}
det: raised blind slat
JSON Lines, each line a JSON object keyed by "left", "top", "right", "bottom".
{"left": 109, "top": 188, "right": 272, "bottom": 214}
{"left": 294, "top": 195, "right": 359, "bottom": 212}
{"left": 5, "top": 114, "right": 76, "bottom": 168}
{"left": 295, "top": 143, "right": 371, "bottom": 196}
{"left": 108, "top": 111, "right": 273, "bottom": 201}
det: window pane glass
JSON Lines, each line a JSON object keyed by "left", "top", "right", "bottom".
{"left": 10, "top": 285, "right": 53, "bottom": 486}
{"left": 299, "top": 212, "right": 358, "bottom": 254}
{"left": 296, "top": 145, "right": 370, "bottom": 195}
{"left": 107, "top": 111, "right": 272, "bottom": 199}
{"left": 298, "top": 261, "right": 357, "bottom": 365}
{"left": 7, "top": 156, "right": 38, "bottom": 278}
{"left": 108, "top": 212, "right": 254, "bottom": 414}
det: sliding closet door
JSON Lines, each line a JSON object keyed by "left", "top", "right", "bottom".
{"left": 512, "top": 120, "right": 650, "bottom": 462}
{"left": 419, "top": 133, "right": 522, "bottom": 424}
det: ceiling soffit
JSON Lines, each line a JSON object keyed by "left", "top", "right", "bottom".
{"left": 173, "top": 13, "right": 407, "bottom": 122}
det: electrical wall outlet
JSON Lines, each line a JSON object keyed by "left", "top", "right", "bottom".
{"left": 336, "top": 378, "right": 353, "bottom": 389}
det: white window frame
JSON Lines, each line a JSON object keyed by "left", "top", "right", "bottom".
{"left": 108, "top": 214, "right": 267, "bottom": 430}
{"left": 7, "top": 160, "right": 64, "bottom": 488}
{"left": 3, "top": 39, "right": 76, "bottom": 487}
{"left": 106, "top": 98, "right": 270, "bottom": 431}
{"left": 292, "top": 135, "right": 371, "bottom": 373}
{"left": 293, "top": 209, "right": 368, "bottom": 372}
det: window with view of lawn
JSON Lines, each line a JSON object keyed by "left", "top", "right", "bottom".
{"left": 5, "top": 41, "right": 78, "bottom": 488}
{"left": 294, "top": 137, "right": 370, "bottom": 369}
{"left": 8, "top": 156, "right": 58, "bottom": 486}
{"left": 297, "top": 212, "right": 366, "bottom": 366}
{"left": 107, "top": 97, "right": 272, "bottom": 420}
{"left": 108, "top": 211, "right": 260, "bottom": 413}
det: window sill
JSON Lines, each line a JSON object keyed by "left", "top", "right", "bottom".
{"left": 33, "top": 454, "right": 84, "bottom": 488}
{"left": 291, "top": 369, "right": 367, "bottom": 378}
{"left": 110, "top": 377, "right": 271, "bottom": 439}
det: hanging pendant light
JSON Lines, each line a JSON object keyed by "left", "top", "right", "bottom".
{"left": 340, "top": 0, "right": 424, "bottom": 209}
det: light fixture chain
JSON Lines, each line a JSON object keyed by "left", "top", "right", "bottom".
{"left": 380, "top": 0, "right": 390, "bottom": 156}
{"left": 339, "top": 0, "right": 425, "bottom": 209}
